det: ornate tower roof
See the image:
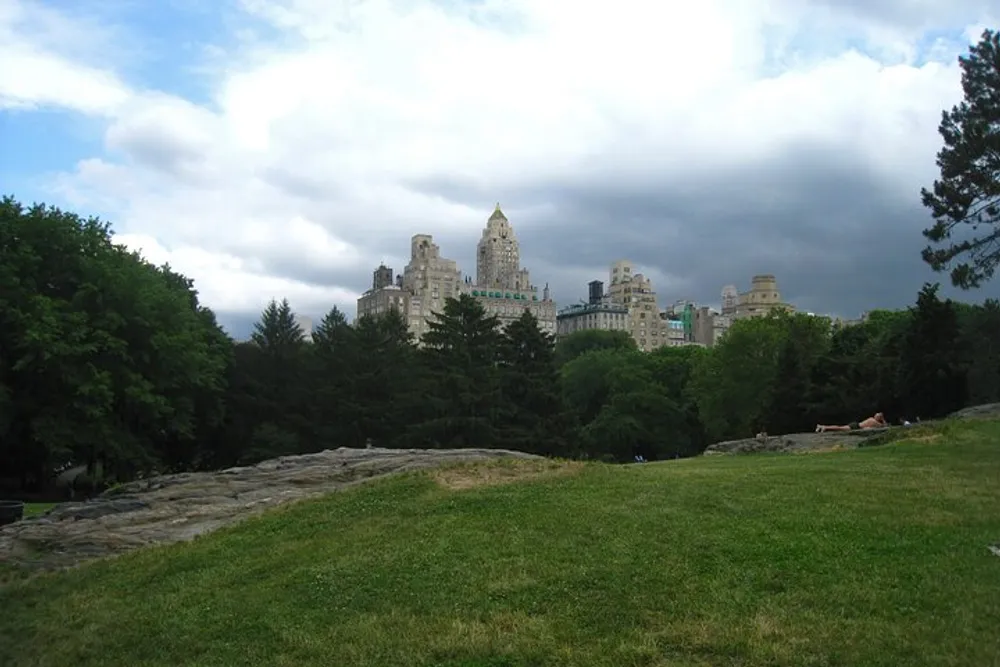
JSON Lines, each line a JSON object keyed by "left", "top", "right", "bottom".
{"left": 489, "top": 202, "right": 507, "bottom": 221}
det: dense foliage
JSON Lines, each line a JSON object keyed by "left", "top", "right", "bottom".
{"left": 3, "top": 195, "right": 999, "bottom": 500}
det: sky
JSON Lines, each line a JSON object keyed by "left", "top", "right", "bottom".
{"left": 1, "top": 0, "right": 998, "bottom": 338}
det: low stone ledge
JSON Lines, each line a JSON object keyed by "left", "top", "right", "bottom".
{"left": 0, "top": 447, "right": 539, "bottom": 571}
{"left": 704, "top": 428, "right": 890, "bottom": 455}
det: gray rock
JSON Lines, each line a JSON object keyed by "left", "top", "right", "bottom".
{"left": 704, "top": 401, "right": 1000, "bottom": 456}
{"left": 948, "top": 403, "right": 1000, "bottom": 420}
{"left": 0, "top": 446, "right": 539, "bottom": 571}
{"left": 703, "top": 428, "right": 889, "bottom": 455}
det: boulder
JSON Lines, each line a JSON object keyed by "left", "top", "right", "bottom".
{"left": 0, "top": 446, "right": 539, "bottom": 571}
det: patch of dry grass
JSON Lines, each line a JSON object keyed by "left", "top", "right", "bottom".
{"left": 905, "top": 434, "right": 943, "bottom": 444}
{"left": 430, "top": 457, "right": 584, "bottom": 490}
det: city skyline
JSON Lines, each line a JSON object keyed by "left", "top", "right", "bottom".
{"left": 3, "top": 1, "right": 999, "bottom": 340}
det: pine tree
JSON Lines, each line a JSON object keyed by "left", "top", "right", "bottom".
{"left": 499, "top": 310, "right": 568, "bottom": 455}
{"left": 351, "top": 308, "right": 420, "bottom": 448}
{"left": 921, "top": 29, "right": 1000, "bottom": 288}
{"left": 251, "top": 298, "right": 305, "bottom": 352}
{"left": 418, "top": 295, "right": 504, "bottom": 448}
{"left": 310, "top": 306, "right": 356, "bottom": 447}
{"left": 240, "top": 299, "right": 309, "bottom": 461}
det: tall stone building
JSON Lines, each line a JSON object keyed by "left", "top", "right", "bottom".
{"left": 355, "top": 235, "right": 462, "bottom": 340}
{"left": 402, "top": 234, "right": 463, "bottom": 338}
{"left": 356, "top": 263, "right": 410, "bottom": 321}
{"left": 557, "top": 280, "right": 631, "bottom": 337}
{"left": 692, "top": 306, "right": 732, "bottom": 347}
{"left": 606, "top": 259, "right": 670, "bottom": 352}
{"left": 356, "top": 204, "right": 555, "bottom": 340}
{"left": 722, "top": 274, "right": 795, "bottom": 320}
{"left": 462, "top": 204, "right": 557, "bottom": 335}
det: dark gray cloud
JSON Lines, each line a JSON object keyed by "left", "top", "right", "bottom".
{"left": 216, "top": 312, "right": 258, "bottom": 341}
{"left": 403, "top": 140, "right": 1000, "bottom": 320}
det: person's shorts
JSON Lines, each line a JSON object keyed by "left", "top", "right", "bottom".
{"left": 849, "top": 421, "right": 860, "bottom": 430}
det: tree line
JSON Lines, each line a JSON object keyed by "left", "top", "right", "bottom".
{"left": 3, "top": 195, "right": 1000, "bottom": 500}
{"left": 2, "top": 27, "right": 998, "bottom": 498}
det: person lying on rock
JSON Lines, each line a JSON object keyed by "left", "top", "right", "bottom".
{"left": 815, "top": 412, "right": 888, "bottom": 433}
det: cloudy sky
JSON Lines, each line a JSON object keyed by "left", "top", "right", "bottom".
{"left": 2, "top": 0, "right": 998, "bottom": 337}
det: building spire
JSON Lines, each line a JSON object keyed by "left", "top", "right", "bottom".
{"left": 489, "top": 202, "right": 507, "bottom": 221}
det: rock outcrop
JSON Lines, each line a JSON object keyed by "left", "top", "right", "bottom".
{"left": 703, "top": 428, "right": 890, "bottom": 455}
{"left": 704, "top": 402, "right": 1000, "bottom": 456}
{"left": 949, "top": 403, "right": 1000, "bottom": 421}
{"left": 0, "top": 446, "right": 539, "bottom": 572}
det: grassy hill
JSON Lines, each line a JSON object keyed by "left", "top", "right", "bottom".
{"left": 2, "top": 421, "right": 999, "bottom": 667}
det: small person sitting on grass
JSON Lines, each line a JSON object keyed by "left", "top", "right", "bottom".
{"left": 815, "top": 412, "right": 888, "bottom": 433}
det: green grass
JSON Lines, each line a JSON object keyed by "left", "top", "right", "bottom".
{"left": 2, "top": 422, "right": 1000, "bottom": 667}
{"left": 23, "top": 502, "right": 57, "bottom": 517}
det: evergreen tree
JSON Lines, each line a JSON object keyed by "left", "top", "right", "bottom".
{"left": 237, "top": 299, "right": 310, "bottom": 463}
{"left": 499, "top": 310, "right": 569, "bottom": 455}
{"left": 762, "top": 314, "right": 830, "bottom": 434}
{"left": 310, "top": 306, "right": 356, "bottom": 448}
{"left": 899, "top": 284, "right": 967, "bottom": 419}
{"left": 252, "top": 298, "right": 305, "bottom": 352}
{"left": 352, "top": 308, "right": 420, "bottom": 448}
{"left": 418, "top": 295, "right": 504, "bottom": 448}
{"left": 921, "top": 29, "right": 1000, "bottom": 288}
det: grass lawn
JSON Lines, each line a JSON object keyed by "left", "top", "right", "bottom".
{"left": 1, "top": 421, "right": 999, "bottom": 666}
{"left": 23, "top": 502, "right": 57, "bottom": 517}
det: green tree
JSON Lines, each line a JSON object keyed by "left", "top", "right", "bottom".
{"left": 808, "top": 310, "right": 910, "bottom": 426}
{"left": 0, "top": 197, "right": 230, "bottom": 488}
{"left": 235, "top": 299, "right": 310, "bottom": 463}
{"left": 418, "top": 295, "right": 504, "bottom": 448}
{"left": 647, "top": 345, "right": 710, "bottom": 453}
{"left": 351, "top": 308, "right": 421, "bottom": 448}
{"left": 762, "top": 313, "right": 831, "bottom": 435}
{"left": 252, "top": 298, "right": 305, "bottom": 351}
{"left": 554, "top": 329, "right": 637, "bottom": 366}
{"left": 921, "top": 29, "right": 1000, "bottom": 288}
{"left": 958, "top": 299, "right": 1000, "bottom": 403}
{"left": 898, "top": 283, "right": 967, "bottom": 419}
{"left": 560, "top": 348, "right": 632, "bottom": 428}
{"left": 689, "top": 315, "right": 786, "bottom": 441}
{"left": 309, "top": 306, "right": 357, "bottom": 447}
{"left": 498, "top": 310, "right": 569, "bottom": 455}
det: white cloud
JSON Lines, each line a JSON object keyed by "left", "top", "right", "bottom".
{"left": 0, "top": 0, "right": 133, "bottom": 113}
{"left": 114, "top": 233, "right": 357, "bottom": 317}
{"left": 3, "top": 0, "right": 997, "bottom": 324}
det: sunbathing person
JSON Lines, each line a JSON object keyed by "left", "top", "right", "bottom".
{"left": 815, "top": 412, "right": 887, "bottom": 433}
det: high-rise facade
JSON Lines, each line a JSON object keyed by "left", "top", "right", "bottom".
{"left": 556, "top": 280, "right": 630, "bottom": 337}
{"left": 462, "top": 204, "right": 557, "bottom": 335}
{"left": 356, "top": 263, "right": 411, "bottom": 322}
{"left": 402, "top": 234, "right": 463, "bottom": 338}
{"left": 356, "top": 203, "right": 556, "bottom": 340}
{"left": 606, "top": 259, "right": 670, "bottom": 352}
{"left": 723, "top": 274, "right": 795, "bottom": 319}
